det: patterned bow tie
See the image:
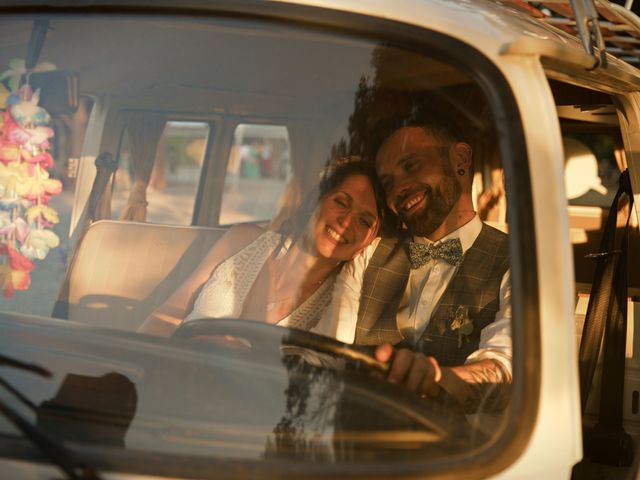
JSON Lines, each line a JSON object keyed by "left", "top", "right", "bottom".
{"left": 408, "top": 238, "right": 463, "bottom": 269}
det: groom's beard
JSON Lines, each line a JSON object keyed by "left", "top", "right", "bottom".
{"left": 403, "top": 173, "right": 461, "bottom": 237}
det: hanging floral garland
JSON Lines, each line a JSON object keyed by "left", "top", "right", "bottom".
{"left": 0, "top": 75, "right": 62, "bottom": 298}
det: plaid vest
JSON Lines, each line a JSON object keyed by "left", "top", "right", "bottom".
{"left": 354, "top": 223, "right": 509, "bottom": 366}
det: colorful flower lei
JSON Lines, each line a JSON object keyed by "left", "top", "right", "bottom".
{"left": 0, "top": 73, "right": 61, "bottom": 298}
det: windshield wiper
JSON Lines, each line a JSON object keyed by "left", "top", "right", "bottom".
{"left": 0, "top": 353, "right": 102, "bottom": 479}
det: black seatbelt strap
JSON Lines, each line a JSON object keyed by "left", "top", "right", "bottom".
{"left": 579, "top": 169, "right": 634, "bottom": 466}
{"left": 52, "top": 152, "right": 117, "bottom": 319}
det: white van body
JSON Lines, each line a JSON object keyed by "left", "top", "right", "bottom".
{"left": 0, "top": 0, "right": 639, "bottom": 478}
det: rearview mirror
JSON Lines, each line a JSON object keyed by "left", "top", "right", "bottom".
{"left": 24, "top": 70, "right": 79, "bottom": 114}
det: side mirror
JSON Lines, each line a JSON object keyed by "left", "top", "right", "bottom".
{"left": 24, "top": 70, "right": 79, "bottom": 115}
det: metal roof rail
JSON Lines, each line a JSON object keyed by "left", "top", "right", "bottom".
{"left": 504, "top": 0, "right": 640, "bottom": 69}
{"left": 569, "top": 0, "right": 607, "bottom": 68}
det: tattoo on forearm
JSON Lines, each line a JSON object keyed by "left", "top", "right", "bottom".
{"left": 456, "top": 360, "right": 512, "bottom": 413}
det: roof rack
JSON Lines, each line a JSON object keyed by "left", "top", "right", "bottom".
{"left": 504, "top": 0, "right": 640, "bottom": 69}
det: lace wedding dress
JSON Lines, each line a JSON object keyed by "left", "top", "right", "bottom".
{"left": 184, "top": 230, "right": 335, "bottom": 330}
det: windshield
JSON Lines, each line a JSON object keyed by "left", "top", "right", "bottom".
{"left": 0, "top": 12, "right": 521, "bottom": 478}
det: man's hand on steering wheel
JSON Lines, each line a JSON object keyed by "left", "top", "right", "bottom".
{"left": 375, "top": 343, "right": 443, "bottom": 398}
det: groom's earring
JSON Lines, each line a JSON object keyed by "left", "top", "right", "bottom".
{"left": 457, "top": 168, "right": 465, "bottom": 176}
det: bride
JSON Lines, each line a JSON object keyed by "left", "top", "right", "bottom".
{"left": 139, "top": 157, "right": 386, "bottom": 337}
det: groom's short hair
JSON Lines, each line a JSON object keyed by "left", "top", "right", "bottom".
{"left": 368, "top": 110, "right": 468, "bottom": 162}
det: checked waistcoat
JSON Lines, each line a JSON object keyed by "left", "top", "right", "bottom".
{"left": 353, "top": 223, "right": 509, "bottom": 366}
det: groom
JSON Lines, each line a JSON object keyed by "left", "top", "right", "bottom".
{"left": 341, "top": 112, "right": 511, "bottom": 412}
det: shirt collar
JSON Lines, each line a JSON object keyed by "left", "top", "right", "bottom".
{"left": 412, "top": 214, "right": 481, "bottom": 253}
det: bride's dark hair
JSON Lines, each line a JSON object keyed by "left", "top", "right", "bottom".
{"left": 276, "top": 155, "right": 386, "bottom": 251}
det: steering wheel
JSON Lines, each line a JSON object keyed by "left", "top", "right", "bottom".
{"left": 171, "top": 318, "right": 389, "bottom": 374}
{"left": 171, "top": 319, "right": 482, "bottom": 446}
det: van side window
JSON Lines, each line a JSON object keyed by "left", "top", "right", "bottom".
{"left": 550, "top": 81, "right": 638, "bottom": 293}
{"left": 112, "top": 121, "right": 210, "bottom": 225}
{"left": 552, "top": 81, "right": 640, "bottom": 421}
{"left": 564, "top": 135, "right": 619, "bottom": 208}
{"left": 219, "top": 124, "right": 292, "bottom": 225}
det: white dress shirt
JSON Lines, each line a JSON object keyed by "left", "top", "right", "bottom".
{"left": 313, "top": 215, "right": 512, "bottom": 375}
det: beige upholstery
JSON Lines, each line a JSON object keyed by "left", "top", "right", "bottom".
{"left": 62, "top": 220, "right": 226, "bottom": 331}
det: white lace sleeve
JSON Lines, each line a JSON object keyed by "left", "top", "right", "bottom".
{"left": 184, "top": 231, "right": 281, "bottom": 322}
{"left": 312, "top": 237, "right": 380, "bottom": 343}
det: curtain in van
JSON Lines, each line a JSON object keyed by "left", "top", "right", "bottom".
{"left": 268, "top": 123, "right": 309, "bottom": 230}
{"left": 119, "top": 113, "right": 165, "bottom": 222}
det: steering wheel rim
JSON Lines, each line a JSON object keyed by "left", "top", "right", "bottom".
{"left": 170, "top": 318, "right": 484, "bottom": 446}
{"left": 171, "top": 318, "right": 389, "bottom": 374}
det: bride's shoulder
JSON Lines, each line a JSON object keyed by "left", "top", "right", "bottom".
{"left": 202, "top": 224, "right": 267, "bottom": 263}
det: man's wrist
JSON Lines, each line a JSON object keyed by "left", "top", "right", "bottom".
{"left": 438, "top": 367, "right": 465, "bottom": 400}
{"left": 421, "top": 367, "right": 465, "bottom": 411}
{"left": 438, "top": 361, "right": 511, "bottom": 412}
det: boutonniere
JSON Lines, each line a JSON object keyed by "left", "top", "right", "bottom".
{"left": 450, "top": 306, "right": 474, "bottom": 348}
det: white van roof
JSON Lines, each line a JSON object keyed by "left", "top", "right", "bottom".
{"left": 283, "top": 0, "right": 640, "bottom": 86}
